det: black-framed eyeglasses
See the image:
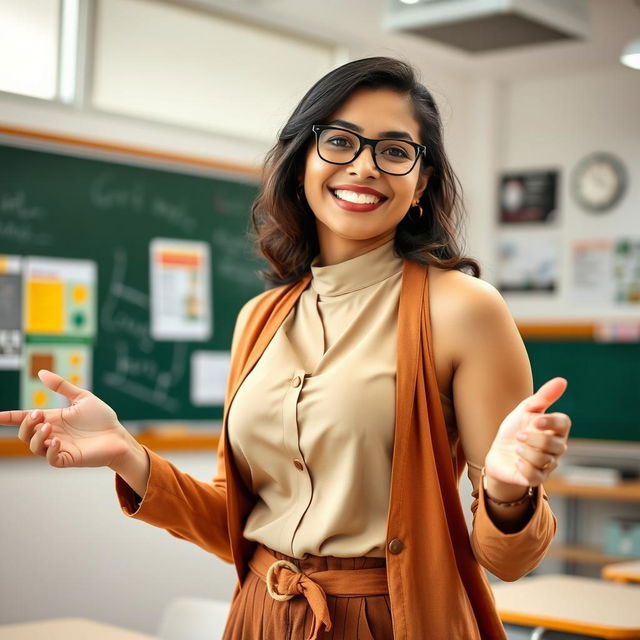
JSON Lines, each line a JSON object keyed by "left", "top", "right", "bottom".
{"left": 311, "top": 124, "right": 427, "bottom": 176}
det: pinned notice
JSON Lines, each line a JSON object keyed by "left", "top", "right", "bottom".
{"left": 150, "top": 238, "right": 211, "bottom": 341}
{"left": 0, "top": 255, "right": 23, "bottom": 370}
{"left": 24, "top": 257, "right": 96, "bottom": 338}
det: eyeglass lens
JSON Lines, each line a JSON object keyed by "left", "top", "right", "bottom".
{"left": 316, "top": 128, "right": 419, "bottom": 175}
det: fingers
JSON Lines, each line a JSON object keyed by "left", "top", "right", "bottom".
{"left": 2, "top": 370, "right": 85, "bottom": 427}
{"left": 516, "top": 456, "right": 556, "bottom": 484}
{"left": 0, "top": 409, "right": 33, "bottom": 426}
{"left": 516, "top": 439, "right": 562, "bottom": 469}
{"left": 29, "top": 421, "right": 52, "bottom": 457}
{"left": 524, "top": 377, "right": 568, "bottom": 413}
{"left": 535, "top": 412, "right": 572, "bottom": 437}
{"left": 37, "top": 369, "right": 86, "bottom": 404}
{"left": 45, "top": 434, "right": 64, "bottom": 467}
{"left": 18, "top": 410, "right": 44, "bottom": 443}
{"left": 517, "top": 431, "right": 567, "bottom": 456}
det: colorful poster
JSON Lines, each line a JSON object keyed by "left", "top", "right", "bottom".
{"left": 0, "top": 255, "right": 22, "bottom": 370}
{"left": 150, "top": 238, "right": 211, "bottom": 341}
{"left": 21, "top": 343, "right": 92, "bottom": 410}
{"left": 24, "top": 257, "right": 97, "bottom": 338}
{"left": 497, "top": 235, "right": 559, "bottom": 293}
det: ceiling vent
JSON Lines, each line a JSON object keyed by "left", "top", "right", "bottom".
{"left": 383, "top": 0, "right": 591, "bottom": 53}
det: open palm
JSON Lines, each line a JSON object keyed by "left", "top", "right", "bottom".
{"left": 1, "top": 369, "right": 128, "bottom": 468}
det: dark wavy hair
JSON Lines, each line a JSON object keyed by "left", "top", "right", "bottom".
{"left": 249, "top": 56, "right": 481, "bottom": 286}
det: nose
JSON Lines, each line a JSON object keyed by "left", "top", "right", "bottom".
{"left": 348, "top": 144, "right": 380, "bottom": 177}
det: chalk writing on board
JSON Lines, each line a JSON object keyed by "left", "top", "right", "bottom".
{"left": 103, "top": 341, "right": 182, "bottom": 413}
{"left": 212, "top": 190, "right": 254, "bottom": 217}
{"left": 0, "top": 191, "right": 51, "bottom": 246}
{"left": 100, "top": 247, "right": 187, "bottom": 413}
{"left": 89, "top": 172, "right": 198, "bottom": 234}
{"left": 101, "top": 249, "right": 153, "bottom": 353}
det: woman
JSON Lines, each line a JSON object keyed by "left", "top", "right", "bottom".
{"left": 4, "top": 57, "right": 570, "bottom": 639}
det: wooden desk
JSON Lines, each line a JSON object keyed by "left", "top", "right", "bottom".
{"left": 602, "top": 560, "right": 640, "bottom": 584}
{"left": 492, "top": 574, "right": 640, "bottom": 639}
{"left": 542, "top": 476, "right": 640, "bottom": 574}
{"left": 0, "top": 618, "right": 156, "bottom": 639}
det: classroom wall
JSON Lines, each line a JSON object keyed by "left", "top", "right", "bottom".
{"left": 0, "top": 453, "right": 237, "bottom": 633}
{"left": 493, "top": 65, "right": 640, "bottom": 320}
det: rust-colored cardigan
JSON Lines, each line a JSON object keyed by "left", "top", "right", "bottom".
{"left": 116, "top": 258, "right": 557, "bottom": 639}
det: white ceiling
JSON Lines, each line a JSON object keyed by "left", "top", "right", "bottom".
{"left": 176, "top": 0, "right": 640, "bottom": 80}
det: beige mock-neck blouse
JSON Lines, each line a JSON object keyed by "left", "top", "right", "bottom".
{"left": 227, "top": 238, "right": 455, "bottom": 559}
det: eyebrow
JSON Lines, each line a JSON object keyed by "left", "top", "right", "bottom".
{"left": 326, "top": 119, "right": 416, "bottom": 142}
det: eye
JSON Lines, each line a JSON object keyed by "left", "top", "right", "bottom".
{"left": 326, "top": 135, "right": 353, "bottom": 148}
{"left": 381, "top": 145, "right": 410, "bottom": 159}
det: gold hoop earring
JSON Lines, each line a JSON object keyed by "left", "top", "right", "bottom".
{"left": 407, "top": 202, "right": 423, "bottom": 223}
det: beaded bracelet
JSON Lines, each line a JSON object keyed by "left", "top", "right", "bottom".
{"left": 481, "top": 466, "right": 535, "bottom": 507}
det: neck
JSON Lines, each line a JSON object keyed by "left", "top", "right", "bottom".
{"left": 315, "top": 224, "right": 395, "bottom": 267}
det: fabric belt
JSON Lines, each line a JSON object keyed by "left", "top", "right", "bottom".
{"left": 248, "top": 544, "right": 389, "bottom": 640}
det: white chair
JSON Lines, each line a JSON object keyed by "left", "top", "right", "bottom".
{"left": 157, "top": 596, "right": 231, "bottom": 640}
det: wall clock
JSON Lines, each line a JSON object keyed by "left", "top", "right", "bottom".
{"left": 570, "top": 152, "right": 627, "bottom": 213}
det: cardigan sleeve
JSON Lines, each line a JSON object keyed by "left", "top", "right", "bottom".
{"left": 114, "top": 438, "right": 233, "bottom": 563}
{"left": 468, "top": 466, "right": 557, "bottom": 582}
{"left": 113, "top": 297, "right": 259, "bottom": 563}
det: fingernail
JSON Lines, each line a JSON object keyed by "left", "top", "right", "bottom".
{"left": 31, "top": 410, "right": 39, "bottom": 419}
{"left": 517, "top": 432, "right": 528, "bottom": 441}
{"left": 40, "top": 423, "right": 49, "bottom": 432}
{"left": 538, "top": 418, "right": 548, "bottom": 427}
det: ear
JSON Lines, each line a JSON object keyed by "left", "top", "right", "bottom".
{"left": 413, "top": 166, "right": 434, "bottom": 202}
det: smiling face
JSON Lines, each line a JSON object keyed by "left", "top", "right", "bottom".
{"left": 302, "top": 87, "right": 431, "bottom": 265}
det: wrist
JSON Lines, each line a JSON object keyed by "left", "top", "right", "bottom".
{"left": 483, "top": 473, "right": 531, "bottom": 503}
{"left": 109, "top": 433, "right": 150, "bottom": 499}
{"left": 109, "top": 429, "right": 144, "bottom": 475}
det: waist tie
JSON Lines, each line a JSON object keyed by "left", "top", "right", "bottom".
{"left": 248, "top": 544, "right": 389, "bottom": 640}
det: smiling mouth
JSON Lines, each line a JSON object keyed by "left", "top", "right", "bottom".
{"left": 329, "top": 188, "right": 388, "bottom": 205}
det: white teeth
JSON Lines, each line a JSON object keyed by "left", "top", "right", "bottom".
{"left": 333, "top": 189, "right": 382, "bottom": 204}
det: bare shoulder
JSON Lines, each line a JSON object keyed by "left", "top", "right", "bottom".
{"left": 428, "top": 265, "right": 505, "bottom": 318}
{"left": 427, "top": 265, "right": 515, "bottom": 365}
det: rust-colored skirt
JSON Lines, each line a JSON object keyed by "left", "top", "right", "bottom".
{"left": 221, "top": 543, "right": 394, "bottom": 640}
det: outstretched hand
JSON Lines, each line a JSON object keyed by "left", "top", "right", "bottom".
{"left": 484, "top": 377, "right": 571, "bottom": 487}
{"left": 0, "top": 369, "right": 129, "bottom": 468}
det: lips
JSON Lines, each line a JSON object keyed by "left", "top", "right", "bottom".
{"left": 328, "top": 185, "right": 388, "bottom": 212}
{"left": 329, "top": 184, "right": 388, "bottom": 199}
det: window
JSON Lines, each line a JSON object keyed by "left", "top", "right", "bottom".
{"left": 0, "top": 0, "right": 60, "bottom": 99}
{"left": 92, "top": 0, "right": 337, "bottom": 142}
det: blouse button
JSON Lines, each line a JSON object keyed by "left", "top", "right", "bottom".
{"left": 291, "top": 375, "right": 301, "bottom": 387}
{"left": 388, "top": 538, "right": 404, "bottom": 554}
{"left": 293, "top": 459, "right": 304, "bottom": 471}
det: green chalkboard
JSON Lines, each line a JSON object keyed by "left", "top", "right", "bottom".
{"left": 525, "top": 340, "right": 640, "bottom": 443}
{"left": 0, "top": 142, "right": 265, "bottom": 423}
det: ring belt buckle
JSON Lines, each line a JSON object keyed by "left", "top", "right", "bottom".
{"left": 266, "top": 559, "right": 301, "bottom": 601}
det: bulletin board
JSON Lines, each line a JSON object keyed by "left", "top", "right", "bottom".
{"left": 0, "top": 136, "right": 265, "bottom": 423}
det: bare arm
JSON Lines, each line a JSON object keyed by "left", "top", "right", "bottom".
{"left": 446, "top": 272, "right": 557, "bottom": 580}
{"left": 450, "top": 276, "right": 535, "bottom": 530}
